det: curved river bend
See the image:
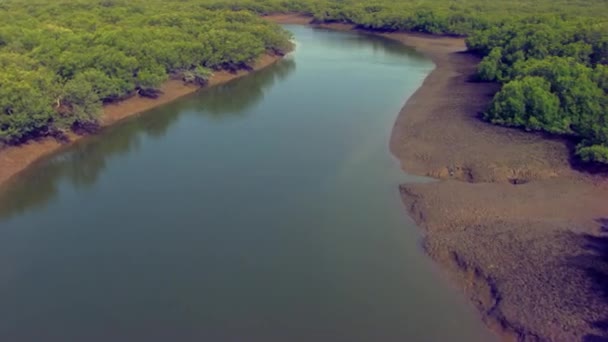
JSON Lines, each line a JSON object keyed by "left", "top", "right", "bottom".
{"left": 0, "top": 26, "right": 494, "bottom": 341}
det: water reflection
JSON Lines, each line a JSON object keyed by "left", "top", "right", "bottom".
{"left": 0, "top": 57, "right": 296, "bottom": 221}
{"left": 197, "top": 56, "right": 296, "bottom": 117}
{"left": 309, "top": 27, "right": 428, "bottom": 63}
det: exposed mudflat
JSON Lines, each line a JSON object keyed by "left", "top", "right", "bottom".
{"left": 267, "top": 14, "right": 608, "bottom": 341}
{"left": 384, "top": 29, "right": 608, "bottom": 342}
{"left": 0, "top": 54, "right": 281, "bottom": 187}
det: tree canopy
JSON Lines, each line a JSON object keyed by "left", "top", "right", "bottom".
{"left": 206, "top": 0, "right": 608, "bottom": 164}
{"left": 468, "top": 20, "right": 607, "bottom": 163}
{"left": 285, "top": 0, "right": 607, "bottom": 164}
{"left": 0, "top": 0, "right": 292, "bottom": 144}
{"left": 1, "top": 0, "right": 607, "bottom": 164}
{"left": 284, "top": 0, "right": 608, "bottom": 165}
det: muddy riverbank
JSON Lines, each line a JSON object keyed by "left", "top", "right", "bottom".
{"left": 0, "top": 54, "right": 281, "bottom": 187}
{"left": 267, "top": 14, "right": 608, "bottom": 341}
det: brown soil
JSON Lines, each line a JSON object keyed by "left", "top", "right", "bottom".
{"left": 0, "top": 54, "right": 281, "bottom": 186}
{"left": 266, "top": 15, "right": 608, "bottom": 341}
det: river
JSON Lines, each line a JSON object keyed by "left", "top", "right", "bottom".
{"left": 0, "top": 25, "right": 494, "bottom": 341}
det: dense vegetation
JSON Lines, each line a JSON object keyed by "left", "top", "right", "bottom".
{"left": 468, "top": 23, "right": 608, "bottom": 163}
{"left": 2, "top": 0, "right": 607, "bottom": 163}
{"left": 0, "top": 0, "right": 292, "bottom": 144}
{"left": 206, "top": 0, "right": 608, "bottom": 164}
{"left": 208, "top": 0, "right": 607, "bottom": 35}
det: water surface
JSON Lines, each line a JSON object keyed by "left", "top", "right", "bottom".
{"left": 0, "top": 25, "right": 493, "bottom": 341}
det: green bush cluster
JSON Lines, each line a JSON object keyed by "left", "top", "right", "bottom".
{"left": 0, "top": 0, "right": 292, "bottom": 144}
{"left": 206, "top": 0, "right": 608, "bottom": 164}
{"left": 468, "top": 20, "right": 608, "bottom": 163}
{"left": 206, "top": 0, "right": 607, "bottom": 35}
{"left": 2, "top": 0, "right": 607, "bottom": 164}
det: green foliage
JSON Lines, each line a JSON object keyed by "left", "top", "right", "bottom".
{"left": 0, "top": 0, "right": 292, "bottom": 144}
{"left": 0, "top": 59, "right": 56, "bottom": 142}
{"left": 183, "top": 66, "right": 214, "bottom": 86}
{"left": 595, "top": 65, "right": 608, "bottom": 93}
{"left": 256, "top": 0, "right": 607, "bottom": 164}
{"left": 207, "top": 0, "right": 607, "bottom": 36}
{"left": 1, "top": 0, "right": 607, "bottom": 165}
{"left": 74, "top": 69, "right": 124, "bottom": 102}
{"left": 470, "top": 21, "right": 608, "bottom": 163}
{"left": 62, "top": 76, "right": 101, "bottom": 126}
{"left": 576, "top": 144, "right": 608, "bottom": 164}
{"left": 486, "top": 77, "right": 564, "bottom": 133}
{"left": 136, "top": 64, "right": 168, "bottom": 97}
{"left": 478, "top": 48, "right": 508, "bottom": 82}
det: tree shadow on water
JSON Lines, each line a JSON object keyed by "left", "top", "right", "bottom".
{"left": 580, "top": 218, "right": 608, "bottom": 342}
{"left": 0, "top": 58, "right": 297, "bottom": 222}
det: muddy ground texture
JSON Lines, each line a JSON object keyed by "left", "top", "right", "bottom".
{"left": 270, "top": 14, "right": 608, "bottom": 342}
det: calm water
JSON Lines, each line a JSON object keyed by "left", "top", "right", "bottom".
{"left": 0, "top": 26, "right": 494, "bottom": 341}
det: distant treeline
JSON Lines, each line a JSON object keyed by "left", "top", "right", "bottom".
{"left": 0, "top": 0, "right": 292, "bottom": 144}
{"left": 2, "top": 0, "right": 607, "bottom": 164}
{"left": 208, "top": 0, "right": 608, "bottom": 164}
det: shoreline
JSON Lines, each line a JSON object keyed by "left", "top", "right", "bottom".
{"left": 0, "top": 53, "right": 282, "bottom": 187}
{"left": 1, "top": 13, "right": 606, "bottom": 340}
{"left": 267, "top": 14, "right": 608, "bottom": 341}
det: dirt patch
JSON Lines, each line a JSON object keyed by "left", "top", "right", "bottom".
{"left": 268, "top": 16, "right": 608, "bottom": 341}
{"left": 0, "top": 53, "right": 282, "bottom": 187}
